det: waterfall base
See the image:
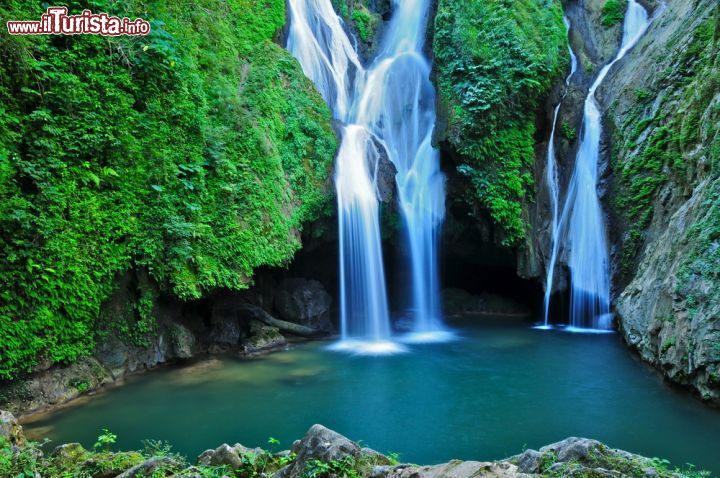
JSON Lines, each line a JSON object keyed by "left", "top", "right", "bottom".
{"left": 327, "top": 339, "right": 407, "bottom": 355}
{"left": 399, "top": 329, "right": 457, "bottom": 344}
{"left": 532, "top": 323, "right": 615, "bottom": 334}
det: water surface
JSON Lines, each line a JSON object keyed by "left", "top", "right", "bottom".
{"left": 25, "top": 318, "right": 720, "bottom": 474}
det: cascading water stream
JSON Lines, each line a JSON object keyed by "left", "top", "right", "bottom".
{"left": 540, "top": 17, "right": 577, "bottom": 329}
{"left": 558, "top": 0, "right": 651, "bottom": 331}
{"left": 288, "top": 0, "right": 397, "bottom": 353}
{"left": 353, "top": 0, "right": 447, "bottom": 341}
{"left": 287, "top": 0, "right": 447, "bottom": 351}
{"left": 286, "top": 0, "right": 362, "bottom": 121}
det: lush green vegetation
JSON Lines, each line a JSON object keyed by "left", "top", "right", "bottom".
{"left": 332, "top": 0, "right": 386, "bottom": 54}
{"left": 0, "top": 434, "right": 298, "bottom": 478}
{"left": 601, "top": 0, "right": 628, "bottom": 28}
{"left": 1, "top": 433, "right": 709, "bottom": 478}
{"left": 535, "top": 448, "right": 710, "bottom": 478}
{"left": 433, "top": 0, "right": 568, "bottom": 246}
{"left": 0, "top": 0, "right": 337, "bottom": 379}
{"left": 0, "top": 431, "right": 399, "bottom": 478}
{"left": 611, "top": 11, "right": 719, "bottom": 274}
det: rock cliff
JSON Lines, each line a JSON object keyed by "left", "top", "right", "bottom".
{"left": 600, "top": 0, "right": 719, "bottom": 403}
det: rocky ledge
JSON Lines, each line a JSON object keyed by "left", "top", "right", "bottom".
{"left": 0, "top": 277, "right": 334, "bottom": 418}
{"left": 0, "top": 411, "right": 707, "bottom": 478}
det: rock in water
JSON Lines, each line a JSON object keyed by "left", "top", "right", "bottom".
{"left": 0, "top": 410, "right": 24, "bottom": 446}
{"left": 241, "top": 320, "right": 287, "bottom": 355}
{"left": 274, "top": 279, "right": 333, "bottom": 333}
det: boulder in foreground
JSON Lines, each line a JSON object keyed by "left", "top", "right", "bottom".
{"left": 0, "top": 414, "right": 707, "bottom": 477}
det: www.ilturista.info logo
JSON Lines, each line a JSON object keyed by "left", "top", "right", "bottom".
{"left": 6, "top": 6, "right": 150, "bottom": 36}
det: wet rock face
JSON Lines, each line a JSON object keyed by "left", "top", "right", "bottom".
{"left": 0, "top": 357, "right": 112, "bottom": 416}
{"left": 600, "top": 0, "right": 720, "bottom": 403}
{"left": 333, "top": 0, "right": 392, "bottom": 60}
{"left": 370, "top": 138, "right": 398, "bottom": 204}
{"left": 274, "top": 279, "right": 333, "bottom": 333}
{"left": 208, "top": 308, "right": 243, "bottom": 353}
{"left": 441, "top": 289, "right": 531, "bottom": 318}
{"left": 169, "top": 323, "right": 196, "bottom": 359}
{"left": 616, "top": 178, "right": 720, "bottom": 403}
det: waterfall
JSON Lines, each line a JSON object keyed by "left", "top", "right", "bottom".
{"left": 287, "top": 0, "right": 447, "bottom": 351}
{"left": 286, "top": 0, "right": 362, "bottom": 121}
{"left": 541, "top": 17, "right": 578, "bottom": 329}
{"left": 559, "top": 0, "right": 651, "bottom": 331}
{"left": 354, "top": 0, "right": 447, "bottom": 341}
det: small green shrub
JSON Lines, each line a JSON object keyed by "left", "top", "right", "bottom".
{"left": 539, "top": 451, "right": 558, "bottom": 473}
{"left": 94, "top": 429, "right": 118, "bottom": 452}
{"left": 302, "top": 456, "right": 361, "bottom": 478}
{"left": 70, "top": 379, "right": 90, "bottom": 393}
{"left": 351, "top": 8, "right": 374, "bottom": 43}
{"left": 561, "top": 121, "right": 577, "bottom": 141}
{"left": 602, "top": 0, "right": 628, "bottom": 28}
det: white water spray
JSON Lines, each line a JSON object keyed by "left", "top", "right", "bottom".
{"left": 558, "top": 1, "right": 651, "bottom": 330}
{"left": 541, "top": 17, "right": 577, "bottom": 329}
{"left": 354, "top": 0, "right": 447, "bottom": 341}
{"left": 286, "top": 0, "right": 362, "bottom": 121}
{"left": 287, "top": 0, "right": 447, "bottom": 351}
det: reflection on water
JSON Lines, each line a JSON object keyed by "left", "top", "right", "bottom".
{"left": 23, "top": 317, "right": 720, "bottom": 475}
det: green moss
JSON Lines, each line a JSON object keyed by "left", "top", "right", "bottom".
{"left": 601, "top": 0, "right": 628, "bottom": 28}
{"left": 351, "top": 7, "right": 375, "bottom": 43}
{"left": 539, "top": 451, "right": 558, "bottom": 473}
{"left": 661, "top": 338, "right": 676, "bottom": 354}
{"left": 433, "top": 0, "right": 567, "bottom": 246}
{"left": 69, "top": 379, "right": 90, "bottom": 393}
{"left": 613, "top": 12, "right": 719, "bottom": 275}
{"left": 561, "top": 121, "right": 577, "bottom": 141}
{"left": 0, "top": 0, "right": 336, "bottom": 379}
{"left": 675, "top": 181, "right": 720, "bottom": 317}
{"left": 333, "top": 0, "right": 384, "bottom": 50}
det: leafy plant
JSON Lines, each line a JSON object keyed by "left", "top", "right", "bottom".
{"left": 561, "top": 120, "right": 577, "bottom": 141}
{"left": 302, "top": 456, "right": 361, "bottom": 478}
{"left": 93, "top": 429, "right": 117, "bottom": 452}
